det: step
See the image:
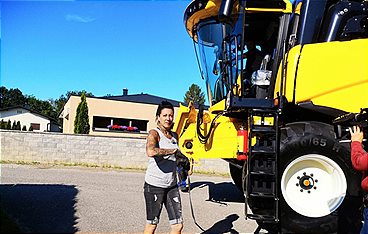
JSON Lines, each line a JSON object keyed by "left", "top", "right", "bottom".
{"left": 251, "top": 126, "right": 276, "bottom": 133}
{"left": 249, "top": 157, "right": 276, "bottom": 174}
{"left": 251, "top": 146, "right": 276, "bottom": 154}
{"left": 251, "top": 108, "right": 277, "bottom": 114}
{"left": 249, "top": 180, "right": 276, "bottom": 194}
{"left": 249, "top": 192, "right": 276, "bottom": 198}
{"left": 250, "top": 171, "right": 275, "bottom": 176}
{"left": 247, "top": 214, "right": 278, "bottom": 222}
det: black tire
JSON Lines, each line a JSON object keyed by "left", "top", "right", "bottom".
{"left": 229, "top": 163, "right": 244, "bottom": 191}
{"left": 277, "top": 121, "right": 362, "bottom": 233}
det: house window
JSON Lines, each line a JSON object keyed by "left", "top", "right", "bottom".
{"left": 92, "top": 116, "right": 148, "bottom": 132}
{"left": 131, "top": 119, "right": 149, "bottom": 131}
{"left": 31, "top": 123, "right": 40, "bottom": 130}
{"left": 17, "top": 110, "right": 23, "bottom": 114}
{"left": 93, "top": 116, "right": 112, "bottom": 128}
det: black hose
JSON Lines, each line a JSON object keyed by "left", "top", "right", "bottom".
{"left": 187, "top": 175, "right": 206, "bottom": 232}
{"left": 196, "top": 111, "right": 223, "bottom": 144}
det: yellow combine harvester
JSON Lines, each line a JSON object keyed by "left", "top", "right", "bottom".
{"left": 173, "top": 0, "right": 368, "bottom": 232}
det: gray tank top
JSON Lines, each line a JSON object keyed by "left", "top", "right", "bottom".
{"left": 144, "top": 128, "right": 179, "bottom": 188}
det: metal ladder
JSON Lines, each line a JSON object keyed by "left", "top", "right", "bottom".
{"left": 245, "top": 108, "right": 280, "bottom": 224}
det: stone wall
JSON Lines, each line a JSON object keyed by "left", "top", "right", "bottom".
{"left": 0, "top": 130, "right": 230, "bottom": 174}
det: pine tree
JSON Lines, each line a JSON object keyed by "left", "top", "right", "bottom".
{"left": 22, "top": 125, "right": 27, "bottom": 131}
{"left": 74, "top": 92, "right": 90, "bottom": 134}
{"left": 184, "top": 84, "right": 205, "bottom": 106}
{"left": 7, "top": 120, "right": 11, "bottom": 129}
{"left": 16, "top": 121, "right": 21, "bottom": 130}
{"left": 0, "top": 120, "right": 5, "bottom": 129}
{"left": 29, "top": 125, "right": 33, "bottom": 131}
{"left": 12, "top": 120, "right": 17, "bottom": 130}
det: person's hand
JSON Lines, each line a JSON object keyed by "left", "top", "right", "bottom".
{"left": 175, "top": 149, "right": 187, "bottom": 160}
{"left": 349, "top": 126, "right": 363, "bottom": 143}
{"left": 188, "top": 158, "right": 194, "bottom": 176}
{"left": 188, "top": 169, "right": 193, "bottom": 176}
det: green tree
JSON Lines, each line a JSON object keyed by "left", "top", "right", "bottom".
{"left": 11, "top": 120, "right": 17, "bottom": 130}
{"left": 74, "top": 92, "right": 90, "bottom": 134}
{"left": 7, "top": 120, "right": 11, "bottom": 130}
{"left": 54, "top": 90, "right": 94, "bottom": 126}
{"left": 29, "top": 125, "right": 33, "bottom": 131}
{"left": 0, "top": 87, "right": 26, "bottom": 108}
{"left": 22, "top": 125, "right": 27, "bottom": 131}
{"left": 183, "top": 84, "right": 205, "bottom": 106}
{"left": 25, "top": 95, "right": 55, "bottom": 118}
{"left": 16, "top": 121, "right": 21, "bottom": 130}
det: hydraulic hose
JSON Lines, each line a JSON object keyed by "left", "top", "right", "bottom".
{"left": 187, "top": 175, "right": 206, "bottom": 232}
{"left": 196, "top": 107, "right": 223, "bottom": 144}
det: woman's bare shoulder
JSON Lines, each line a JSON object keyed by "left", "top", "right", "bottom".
{"left": 147, "top": 129, "right": 159, "bottom": 141}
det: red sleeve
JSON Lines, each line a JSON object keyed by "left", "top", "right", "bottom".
{"left": 351, "top": 141, "right": 368, "bottom": 171}
{"left": 361, "top": 174, "right": 368, "bottom": 191}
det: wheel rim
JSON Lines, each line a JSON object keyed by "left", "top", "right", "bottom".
{"left": 281, "top": 154, "right": 347, "bottom": 218}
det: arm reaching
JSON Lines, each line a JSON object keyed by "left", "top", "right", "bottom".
{"left": 350, "top": 126, "right": 363, "bottom": 143}
{"left": 146, "top": 129, "right": 177, "bottom": 157}
{"left": 175, "top": 150, "right": 194, "bottom": 175}
{"left": 350, "top": 126, "right": 368, "bottom": 171}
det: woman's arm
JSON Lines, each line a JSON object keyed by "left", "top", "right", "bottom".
{"left": 351, "top": 141, "right": 368, "bottom": 171}
{"left": 350, "top": 126, "right": 368, "bottom": 171}
{"left": 146, "top": 129, "right": 177, "bottom": 157}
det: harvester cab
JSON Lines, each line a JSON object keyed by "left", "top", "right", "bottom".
{"left": 186, "top": 0, "right": 291, "bottom": 105}
{"left": 174, "top": 0, "right": 368, "bottom": 233}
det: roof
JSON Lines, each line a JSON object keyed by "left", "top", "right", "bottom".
{"left": 101, "top": 93, "right": 182, "bottom": 107}
{"left": 62, "top": 93, "right": 207, "bottom": 115}
{"left": 0, "top": 105, "right": 60, "bottom": 124}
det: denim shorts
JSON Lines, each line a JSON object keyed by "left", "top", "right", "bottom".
{"left": 144, "top": 182, "right": 183, "bottom": 225}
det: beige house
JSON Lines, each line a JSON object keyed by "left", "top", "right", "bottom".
{"left": 60, "top": 90, "right": 181, "bottom": 137}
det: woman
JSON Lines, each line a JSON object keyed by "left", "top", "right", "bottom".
{"left": 143, "top": 101, "right": 183, "bottom": 234}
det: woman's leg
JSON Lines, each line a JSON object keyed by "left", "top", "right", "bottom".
{"left": 144, "top": 183, "right": 165, "bottom": 233}
{"left": 144, "top": 223, "right": 157, "bottom": 234}
{"left": 165, "top": 186, "right": 183, "bottom": 234}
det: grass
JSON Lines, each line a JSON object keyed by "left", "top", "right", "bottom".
{"left": 0, "top": 208, "right": 21, "bottom": 233}
{"left": 0, "top": 160, "right": 229, "bottom": 176}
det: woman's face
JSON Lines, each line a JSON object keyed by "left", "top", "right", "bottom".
{"left": 158, "top": 108, "right": 174, "bottom": 130}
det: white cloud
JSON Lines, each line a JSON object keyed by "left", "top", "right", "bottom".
{"left": 65, "top": 14, "right": 95, "bottom": 23}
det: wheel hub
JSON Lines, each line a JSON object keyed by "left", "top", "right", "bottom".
{"left": 297, "top": 173, "right": 317, "bottom": 191}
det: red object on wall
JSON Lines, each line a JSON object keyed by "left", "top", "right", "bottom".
{"left": 237, "top": 128, "right": 248, "bottom": 160}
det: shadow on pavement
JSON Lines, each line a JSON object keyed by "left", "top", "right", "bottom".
{"left": 201, "top": 214, "right": 240, "bottom": 234}
{"left": 0, "top": 184, "right": 79, "bottom": 233}
{"left": 189, "top": 181, "right": 245, "bottom": 203}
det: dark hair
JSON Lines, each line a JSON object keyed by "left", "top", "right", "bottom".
{"left": 156, "top": 101, "right": 174, "bottom": 117}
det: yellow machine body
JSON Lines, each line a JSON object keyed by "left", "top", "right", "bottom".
{"left": 173, "top": 101, "right": 271, "bottom": 160}
{"left": 173, "top": 101, "right": 242, "bottom": 161}
{"left": 179, "top": 0, "right": 367, "bottom": 161}
{"left": 275, "top": 39, "right": 368, "bottom": 113}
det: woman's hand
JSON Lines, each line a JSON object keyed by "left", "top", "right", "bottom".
{"left": 349, "top": 126, "right": 364, "bottom": 143}
{"left": 188, "top": 158, "right": 194, "bottom": 176}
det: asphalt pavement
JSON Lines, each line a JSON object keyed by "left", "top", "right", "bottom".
{"left": 0, "top": 164, "right": 263, "bottom": 233}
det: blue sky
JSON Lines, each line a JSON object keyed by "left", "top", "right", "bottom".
{"left": 1, "top": 0, "right": 206, "bottom": 103}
